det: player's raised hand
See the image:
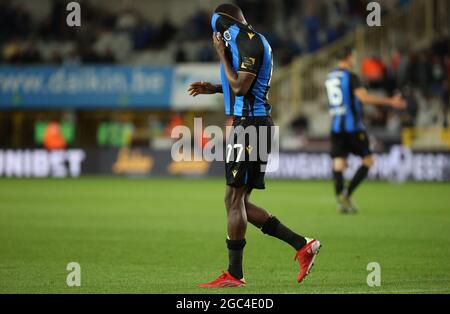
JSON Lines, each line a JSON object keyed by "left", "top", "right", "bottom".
{"left": 390, "top": 93, "right": 407, "bottom": 110}
{"left": 188, "top": 82, "right": 218, "bottom": 97}
{"left": 212, "top": 32, "right": 226, "bottom": 59}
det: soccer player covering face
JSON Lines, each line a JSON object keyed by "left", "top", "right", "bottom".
{"left": 326, "top": 48, "right": 406, "bottom": 214}
{"left": 188, "top": 3, "right": 321, "bottom": 288}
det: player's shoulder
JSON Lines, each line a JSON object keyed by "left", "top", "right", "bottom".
{"left": 255, "top": 31, "right": 271, "bottom": 48}
{"left": 236, "top": 28, "right": 266, "bottom": 52}
{"left": 327, "top": 68, "right": 358, "bottom": 78}
{"left": 348, "top": 71, "right": 359, "bottom": 78}
{"left": 347, "top": 71, "right": 362, "bottom": 85}
{"left": 237, "top": 27, "right": 261, "bottom": 40}
{"left": 327, "top": 68, "right": 345, "bottom": 78}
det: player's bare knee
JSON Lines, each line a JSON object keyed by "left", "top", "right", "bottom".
{"left": 363, "top": 155, "right": 374, "bottom": 168}
{"left": 333, "top": 158, "right": 347, "bottom": 172}
{"left": 225, "top": 187, "right": 246, "bottom": 212}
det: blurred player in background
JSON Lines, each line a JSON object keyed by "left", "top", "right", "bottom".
{"left": 189, "top": 3, "right": 321, "bottom": 288}
{"left": 325, "top": 48, "right": 406, "bottom": 214}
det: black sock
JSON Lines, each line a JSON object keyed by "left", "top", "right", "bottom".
{"left": 226, "top": 239, "right": 246, "bottom": 279}
{"left": 333, "top": 170, "right": 344, "bottom": 196}
{"left": 347, "top": 166, "right": 369, "bottom": 196}
{"left": 261, "top": 216, "right": 307, "bottom": 250}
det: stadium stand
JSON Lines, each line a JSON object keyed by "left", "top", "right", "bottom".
{"left": 0, "top": 0, "right": 449, "bottom": 150}
{"left": 1, "top": 0, "right": 414, "bottom": 66}
{"left": 270, "top": 0, "right": 450, "bottom": 150}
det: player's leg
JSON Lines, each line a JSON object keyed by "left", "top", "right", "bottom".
{"left": 342, "top": 132, "right": 374, "bottom": 212}
{"left": 199, "top": 185, "right": 248, "bottom": 288}
{"left": 244, "top": 202, "right": 269, "bottom": 228}
{"left": 224, "top": 186, "right": 248, "bottom": 280}
{"left": 222, "top": 119, "right": 252, "bottom": 280}
{"left": 243, "top": 189, "right": 269, "bottom": 228}
{"left": 244, "top": 190, "right": 307, "bottom": 250}
{"left": 244, "top": 186, "right": 320, "bottom": 284}
{"left": 347, "top": 154, "right": 374, "bottom": 196}
{"left": 243, "top": 124, "right": 308, "bottom": 250}
{"left": 346, "top": 131, "right": 373, "bottom": 197}
{"left": 199, "top": 118, "right": 250, "bottom": 288}
{"left": 223, "top": 186, "right": 248, "bottom": 281}
{"left": 333, "top": 157, "right": 354, "bottom": 213}
{"left": 331, "top": 132, "right": 351, "bottom": 213}
{"left": 332, "top": 157, "right": 347, "bottom": 197}
{"left": 225, "top": 185, "right": 248, "bottom": 240}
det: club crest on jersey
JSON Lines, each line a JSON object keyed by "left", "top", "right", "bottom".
{"left": 223, "top": 30, "right": 232, "bottom": 41}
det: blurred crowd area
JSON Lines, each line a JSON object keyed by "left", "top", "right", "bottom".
{"left": 1, "top": 0, "right": 412, "bottom": 66}
{"left": 0, "top": 0, "right": 449, "bottom": 150}
{"left": 350, "top": 38, "right": 449, "bottom": 131}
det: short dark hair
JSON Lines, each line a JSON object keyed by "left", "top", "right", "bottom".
{"left": 335, "top": 46, "right": 353, "bottom": 61}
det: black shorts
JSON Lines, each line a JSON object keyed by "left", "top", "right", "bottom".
{"left": 331, "top": 131, "right": 372, "bottom": 158}
{"left": 225, "top": 116, "right": 274, "bottom": 190}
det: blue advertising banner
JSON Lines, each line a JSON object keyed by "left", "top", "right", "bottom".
{"left": 0, "top": 66, "right": 173, "bottom": 109}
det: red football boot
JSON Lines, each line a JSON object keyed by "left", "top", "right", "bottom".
{"left": 294, "top": 238, "right": 321, "bottom": 283}
{"left": 199, "top": 271, "right": 246, "bottom": 288}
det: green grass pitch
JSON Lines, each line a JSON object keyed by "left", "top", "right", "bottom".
{"left": 1, "top": 178, "right": 449, "bottom": 294}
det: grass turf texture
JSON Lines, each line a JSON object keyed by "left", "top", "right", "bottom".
{"left": 0, "top": 178, "right": 449, "bottom": 294}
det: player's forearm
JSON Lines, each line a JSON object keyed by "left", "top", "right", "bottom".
{"left": 359, "top": 94, "right": 393, "bottom": 107}
{"left": 354, "top": 88, "right": 394, "bottom": 107}
{"left": 219, "top": 54, "right": 245, "bottom": 96}
{"left": 215, "top": 84, "right": 223, "bottom": 94}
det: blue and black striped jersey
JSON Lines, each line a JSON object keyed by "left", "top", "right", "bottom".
{"left": 325, "top": 69, "right": 365, "bottom": 133}
{"left": 211, "top": 13, "right": 273, "bottom": 117}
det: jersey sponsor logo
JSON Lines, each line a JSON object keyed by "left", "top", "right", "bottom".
{"left": 240, "top": 57, "right": 256, "bottom": 70}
